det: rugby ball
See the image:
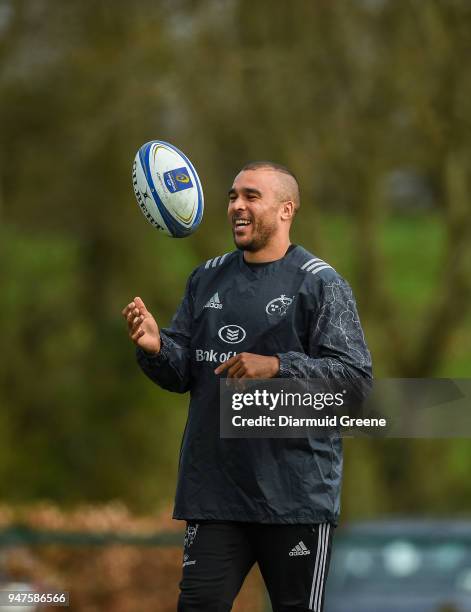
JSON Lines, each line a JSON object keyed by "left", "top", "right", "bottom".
{"left": 132, "top": 140, "right": 204, "bottom": 237}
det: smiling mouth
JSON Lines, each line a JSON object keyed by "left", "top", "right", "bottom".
{"left": 233, "top": 219, "right": 252, "bottom": 229}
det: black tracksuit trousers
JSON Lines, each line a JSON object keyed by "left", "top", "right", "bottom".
{"left": 178, "top": 521, "right": 334, "bottom": 612}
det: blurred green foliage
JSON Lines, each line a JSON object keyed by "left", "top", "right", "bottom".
{"left": 0, "top": 0, "right": 470, "bottom": 517}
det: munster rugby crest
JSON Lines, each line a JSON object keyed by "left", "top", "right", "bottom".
{"left": 265, "top": 295, "right": 294, "bottom": 317}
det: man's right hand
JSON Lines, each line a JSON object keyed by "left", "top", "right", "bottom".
{"left": 122, "top": 296, "right": 161, "bottom": 354}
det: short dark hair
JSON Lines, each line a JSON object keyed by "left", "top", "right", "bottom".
{"left": 239, "top": 160, "right": 300, "bottom": 212}
{"left": 239, "top": 160, "right": 298, "bottom": 184}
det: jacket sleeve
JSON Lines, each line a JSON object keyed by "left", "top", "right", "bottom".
{"left": 136, "top": 270, "right": 196, "bottom": 394}
{"left": 276, "top": 277, "right": 372, "bottom": 399}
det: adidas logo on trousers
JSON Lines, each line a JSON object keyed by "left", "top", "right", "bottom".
{"left": 289, "top": 541, "right": 310, "bottom": 556}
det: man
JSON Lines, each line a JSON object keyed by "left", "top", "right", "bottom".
{"left": 122, "top": 162, "right": 372, "bottom": 611}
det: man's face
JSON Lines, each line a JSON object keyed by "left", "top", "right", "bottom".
{"left": 228, "top": 169, "right": 283, "bottom": 252}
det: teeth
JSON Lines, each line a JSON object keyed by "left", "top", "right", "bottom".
{"left": 235, "top": 220, "right": 251, "bottom": 226}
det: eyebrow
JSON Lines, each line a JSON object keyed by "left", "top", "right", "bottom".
{"left": 228, "top": 187, "right": 262, "bottom": 197}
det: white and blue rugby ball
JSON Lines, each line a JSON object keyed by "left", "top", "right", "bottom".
{"left": 132, "top": 140, "right": 204, "bottom": 237}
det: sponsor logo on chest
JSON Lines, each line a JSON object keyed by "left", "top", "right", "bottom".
{"left": 195, "top": 349, "right": 237, "bottom": 364}
{"left": 218, "top": 324, "right": 246, "bottom": 344}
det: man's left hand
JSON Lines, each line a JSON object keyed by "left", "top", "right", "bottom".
{"left": 214, "top": 353, "right": 279, "bottom": 378}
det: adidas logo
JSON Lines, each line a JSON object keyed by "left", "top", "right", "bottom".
{"left": 289, "top": 541, "right": 311, "bottom": 556}
{"left": 204, "top": 292, "right": 223, "bottom": 309}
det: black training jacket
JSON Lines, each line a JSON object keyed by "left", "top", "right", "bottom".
{"left": 137, "top": 245, "right": 372, "bottom": 524}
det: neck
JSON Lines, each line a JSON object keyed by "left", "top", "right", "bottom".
{"left": 243, "top": 236, "right": 291, "bottom": 264}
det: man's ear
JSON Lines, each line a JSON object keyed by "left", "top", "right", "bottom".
{"left": 280, "top": 200, "right": 295, "bottom": 221}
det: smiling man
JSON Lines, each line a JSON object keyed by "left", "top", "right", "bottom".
{"left": 122, "top": 161, "right": 372, "bottom": 612}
